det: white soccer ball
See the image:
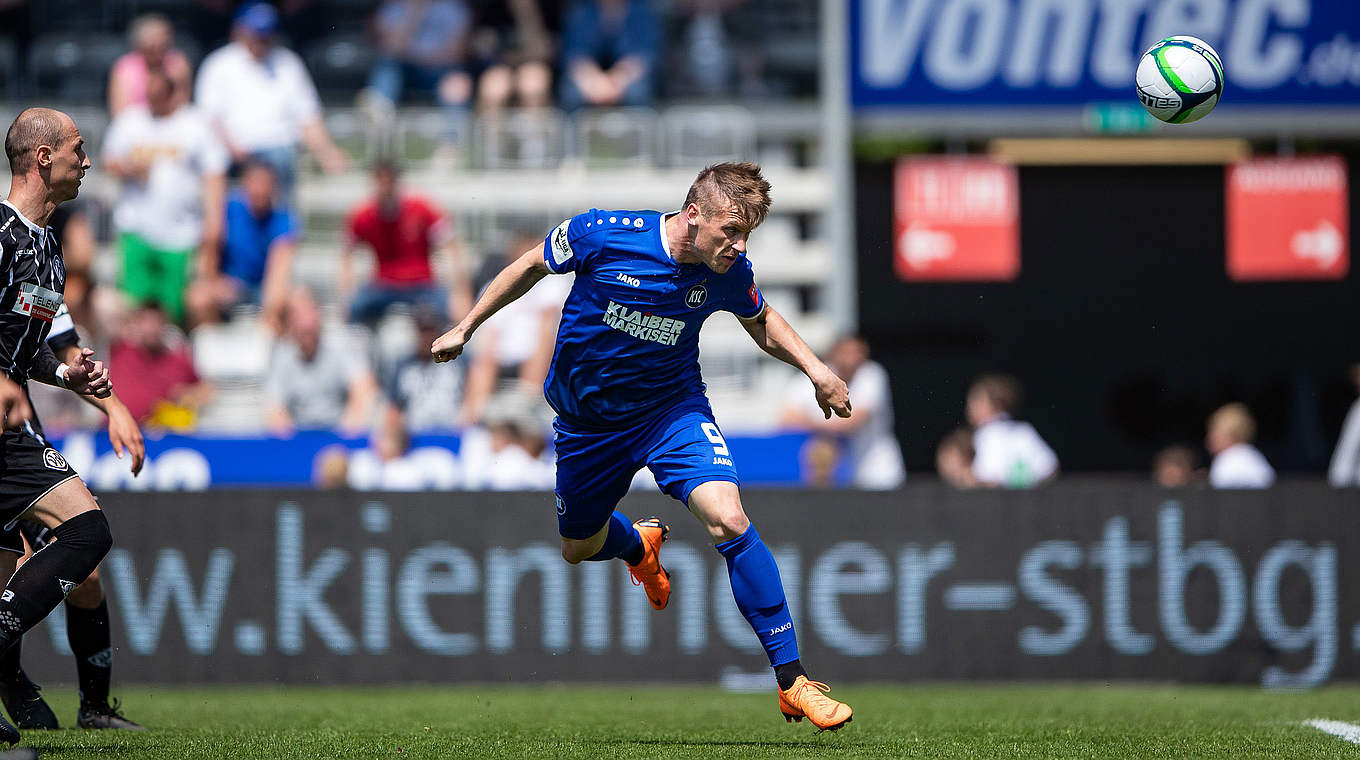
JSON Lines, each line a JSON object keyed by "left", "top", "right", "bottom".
{"left": 1135, "top": 36, "right": 1224, "bottom": 124}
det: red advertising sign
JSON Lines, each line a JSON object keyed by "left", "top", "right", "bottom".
{"left": 1226, "top": 156, "right": 1349, "bottom": 281}
{"left": 894, "top": 157, "right": 1020, "bottom": 282}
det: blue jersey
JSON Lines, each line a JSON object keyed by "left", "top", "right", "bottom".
{"left": 540, "top": 209, "right": 766, "bottom": 430}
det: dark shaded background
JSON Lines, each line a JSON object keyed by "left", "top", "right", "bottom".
{"left": 855, "top": 154, "right": 1360, "bottom": 474}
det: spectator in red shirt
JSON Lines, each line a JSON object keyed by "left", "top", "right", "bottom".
{"left": 340, "top": 160, "right": 471, "bottom": 325}
{"left": 110, "top": 302, "right": 214, "bottom": 427}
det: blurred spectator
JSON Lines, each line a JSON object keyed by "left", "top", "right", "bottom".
{"left": 109, "top": 302, "right": 213, "bottom": 428}
{"left": 474, "top": 0, "right": 560, "bottom": 112}
{"left": 47, "top": 203, "right": 99, "bottom": 338}
{"left": 799, "top": 435, "right": 838, "bottom": 488}
{"left": 936, "top": 428, "right": 978, "bottom": 489}
{"left": 103, "top": 68, "right": 228, "bottom": 325}
{"left": 383, "top": 304, "right": 463, "bottom": 432}
{"left": 187, "top": 160, "right": 296, "bottom": 332}
{"left": 341, "top": 160, "right": 470, "bottom": 325}
{"left": 1153, "top": 444, "right": 1201, "bottom": 488}
{"left": 313, "top": 444, "right": 352, "bottom": 489}
{"left": 780, "top": 335, "right": 905, "bottom": 489}
{"left": 460, "top": 395, "right": 554, "bottom": 490}
{"left": 195, "top": 1, "right": 347, "bottom": 198}
{"left": 347, "top": 411, "right": 458, "bottom": 490}
{"left": 460, "top": 231, "right": 568, "bottom": 424}
{"left": 1206, "top": 402, "right": 1275, "bottom": 489}
{"left": 361, "top": 0, "right": 475, "bottom": 164}
{"left": 559, "top": 0, "right": 660, "bottom": 110}
{"left": 264, "top": 287, "right": 378, "bottom": 435}
{"left": 673, "top": 0, "right": 744, "bottom": 97}
{"left": 108, "top": 14, "right": 194, "bottom": 117}
{"left": 1328, "top": 364, "right": 1360, "bottom": 487}
{"left": 967, "top": 374, "right": 1058, "bottom": 488}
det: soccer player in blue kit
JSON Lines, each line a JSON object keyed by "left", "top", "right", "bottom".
{"left": 432, "top": 163, "right": 853, "bottom": 730}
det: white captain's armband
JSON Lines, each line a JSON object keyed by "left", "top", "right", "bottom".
{"left": 53, "top": 363, "right": 69, "bottom": 389}
{"left": 549, "top": 219, "right": 574, "bottom": 268}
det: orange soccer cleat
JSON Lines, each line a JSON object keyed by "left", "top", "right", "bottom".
{"left": 778, "top": 676, "right": 853, "bottom": 731}
{"left": 627, "top": 517, "right": 670, "bottom": 610}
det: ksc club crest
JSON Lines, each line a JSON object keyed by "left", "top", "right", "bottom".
{"left": 684, "top": 284, "right": 707, "bottom": 309}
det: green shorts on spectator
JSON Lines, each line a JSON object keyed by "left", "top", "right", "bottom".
{"left": 120, "top": 232, "right": 193, "bottom": 323}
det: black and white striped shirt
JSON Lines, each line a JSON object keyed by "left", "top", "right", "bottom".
{"left": 0, "top": 201, "right": 66, "bottom": 386}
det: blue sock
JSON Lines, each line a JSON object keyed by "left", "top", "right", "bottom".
{"left": 715, "top": 525, "right": 799, "bottom": 667}
{"left": 586, "top": 511, "right": 644, "bottom": 565}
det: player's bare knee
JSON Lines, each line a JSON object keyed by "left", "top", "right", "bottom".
{"left": 710, "top": 509, "right": 750, "bottom": 542}
{"left": 560, "top": 540, "right": 591, "bottom": 565}
{"left": 68, "top": 575, "right": 103, "bottom": 607}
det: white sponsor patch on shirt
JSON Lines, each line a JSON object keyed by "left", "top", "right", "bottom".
{"left": 602, "top": 301, "right": 684, "bottom": 346}
{"left": 12, "top": 283, "right": 62, "bottom": 322}
{"left": 550, "top": 219, "right": 574, "bottom": 267}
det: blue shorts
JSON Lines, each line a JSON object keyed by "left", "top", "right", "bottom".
{"left": 553, "top": 396, "right": 740, "bottom": 539}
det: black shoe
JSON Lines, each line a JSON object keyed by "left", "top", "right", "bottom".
{"left": 0, "top": 711, "right": 17, "bottom": 746}
{"left": 77, "top": 699, "right": 145, "bottom": 731}
{"left": 0, "top": 674, "right": 55, "bottom": 731}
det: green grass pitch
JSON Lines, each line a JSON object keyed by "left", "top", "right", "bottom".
{"left": 12, "top": 683, "right": 1360, "bottom": 758}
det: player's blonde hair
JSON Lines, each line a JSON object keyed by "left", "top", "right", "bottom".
{"left": 1208, "top": 403, "right": 1256, "bottom": 444}
{"left": 684, "top": 162, "right": 772, "bottom": 231}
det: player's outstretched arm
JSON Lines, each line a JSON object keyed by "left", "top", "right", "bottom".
{"left": 740, "top": 305, "right": 851, "bottom": 419}
{"left": 432, "top": 248, "right": 550, "bottom": 363}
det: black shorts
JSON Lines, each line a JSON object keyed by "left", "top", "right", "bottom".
{"left": 0, "top": 430, "right": 78, "bottom": 554}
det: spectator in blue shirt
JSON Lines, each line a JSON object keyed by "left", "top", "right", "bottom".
{"left": 559, "top": 0, "right": 660, "bottom": 110}
{"left": 187, "top": 160, "right": 298, "bottom": 332}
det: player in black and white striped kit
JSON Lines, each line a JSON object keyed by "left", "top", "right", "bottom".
{"left": 0, "top": 300, "right": 147, "bottom": 733}
{"left": 0, "top": 108, "right": 118, "bottom": 746}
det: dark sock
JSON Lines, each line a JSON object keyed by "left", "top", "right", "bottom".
{"left": 66, "top": 601, "right": 111, "bottom": 707}
{"left": 584, "top": 511, "right": 645, "bottom": 565}
{"left": 774, "top": 659, "right": 807, "bottom": 691}
{"left": 0, "top": 636, "right": 19, "bottom": 684}
{"left": 0, "top": 511, "right": 112, "bottom": 653}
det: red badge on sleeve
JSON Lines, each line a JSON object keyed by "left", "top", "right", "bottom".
{"left": 748, "top": 285, "right": 760, "bottom": 305}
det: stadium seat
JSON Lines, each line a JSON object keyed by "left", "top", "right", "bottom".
{"left": 476, "top": 109, "right": 567, "bottom": 170}
{"left": 571, "top": 108, "right": 660, "bottom": 168}
{"left": 27, "top": 33, "right": 126, "bottom": 104}
{"left": 663, "top": 106, "right": 756, "bottom": 168}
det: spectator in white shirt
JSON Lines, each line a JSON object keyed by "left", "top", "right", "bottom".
{"left": 102, "top": 69, "right": 227, "bottom": 325}
{"left": 264, "top": 287, "right": 378, "bottom": 435}
{"left": 460, "top": 395, "right": 554, "bottom": 490}
{"left": 1328, "top": 364, "right": 1360, "bottom": 487}
{"left": 194, "top": 2, "right": 347, "bottom": 198}
{"left": 1207, "top": 402, "right": 1275, "bottom": 489}
{"left": 781, "top": 336, "right": 906, "bottom": 489}
{"left": 459, "top": 233, "right": 571, "bottom": 425}
{"left": 967, "top": 374, "right": 1058, "bottom": 488}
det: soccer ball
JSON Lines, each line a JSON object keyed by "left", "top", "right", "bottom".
{"left": 1135, "top": 36, "right": 1224, "bottom": 124}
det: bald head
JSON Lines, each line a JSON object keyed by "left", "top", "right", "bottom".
{"left": 6, "top": 108, "right": 72, "bottom": 175}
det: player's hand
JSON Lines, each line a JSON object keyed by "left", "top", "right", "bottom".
{"left": 812, "top": 368, "right": 852, "bottom": 420}
{"left": 0, "top": 377, "right": 32, "bottom": 430}
{"left": 106, "top": 400, "right": 145, "bottom": 476}
{"left": 66, "top": 347, "right": 112, "bottom": 399}
{"left": 431, "top": 327, "right": 469, "bottom": 363}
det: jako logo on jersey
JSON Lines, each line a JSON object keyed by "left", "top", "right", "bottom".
{"left": 12, "top": 283, "right": 62, "bottom": 322}
{"left": 550, "top": 219, "right": 574, "bottom": 266}
{"left": 616, "top": 272, "right": 640, "bottom": 287}
{"left": 42, "top": 448, "right": 67, "bottom": 471}
{"left": 685, "top": 284, "right": 707, "bottom": 309}
{"left": 769, "top": 621, "right": 792, "bottom": 635}
{"left": 603, "top": 301, "right": 683, "bottom": 346}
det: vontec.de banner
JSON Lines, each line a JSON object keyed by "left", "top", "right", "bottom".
{"left": 852, "top": 0, "right": 1360, "bottom": 107}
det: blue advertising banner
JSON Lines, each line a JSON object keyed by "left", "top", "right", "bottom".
{"left": 851, "top": 0, "right": 1360, "bottom": 107}
{"left": 48, "top": 431, "right": 813, "bottom": 490}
